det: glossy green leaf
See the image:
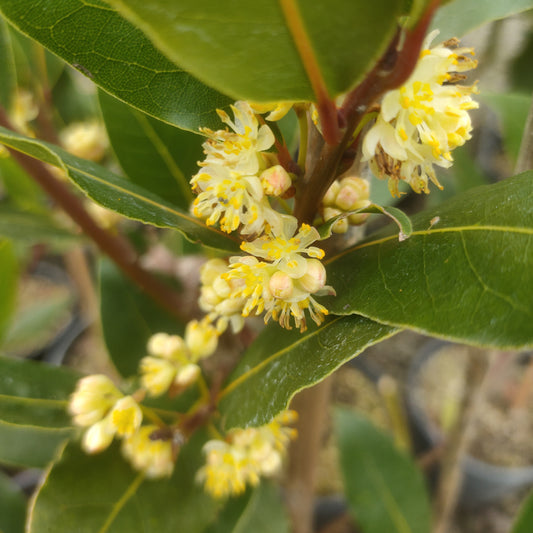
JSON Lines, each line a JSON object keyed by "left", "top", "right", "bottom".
{"left": 480, "top": 93, "right": 531, "bottom": 164}
{"left": 0, "top": 207, "right": 79, "bottom": 249}
{"left": 0, "top": 126, "right": 240, "bottom": 253}
{"left": 99, "top": 90, "right": 202, "bottom": 209}
{"left": 0, "top": 356, "right": 78, "bottom": 466}
{"left": 0, "top": 0, "right": 231, "bottom": 132}
{"left": 0, "top": 239, "right": 17, "bottom": 343}
{"left": 107, "top": 0, "right": 405, "bottom": 102}
{"left": 99, "top": 259, "right": 183, "bottom": 377}
{"left": 0, "top": 470, "right": 26, "bottom": 533}
{"left": 511, "top": 490, "right": 533, "bottom": 533}
{"left": 28, "top": 437, "right": 216, "bottom": 533}
{"left": 0, "top": 16, "right": 15, "bottom": 109}
{"left": 0, "top": 356, "right": 79, "bottom": 428}
{"left": 0, "top": 420, "right": 72, "bottom": 468}
{"left": 431, "top": 0, "right": 533, "bottom": 41}
{"left": 232, "top": 482, "right": 289, "bottom": 533}
{"left": 219, "top": 315, "right": 398, "bottom": 429}
{"left": 336, "top": 409, "right": 431, "bottom": 533}
{"left": 325, "top": 173, "right": 533, "bottom": 349}
{"left": 205, "top": 482, "right": 288, "bottom": 533}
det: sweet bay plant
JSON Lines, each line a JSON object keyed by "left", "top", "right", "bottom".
{"left": 0, "top": 0, "right": 532, "bottom": 531}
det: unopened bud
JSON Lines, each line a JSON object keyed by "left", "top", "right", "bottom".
{"left": 185, "top": 320, "right": 218, "bottom": 360}
{"left": 260, "top": 165, "right": 292, "bottom": 197}
{"left": 269, "top": 271, "right": 294, "bottom": 299}
{"left": 148, "top": 333, "right": 187, "bottom": 360}
{"left": 323, "top": 207, "right": 348, "bottom": 234}
{"left": 175, "top": 363, "right": 201, "bottom": 387}
{"left": 200, "top": 259, "right": 228, "bottom": 286}
{"left": 322, "top": 181, "right": 340, "bottom": 207}
{"left": 298, "top": 259, "right": 327, "bottom": 293}
{"left": 140, "top": 356, "right": 176, "bottom": 397}
{"left": 82, "top": 418, "right": 115, "bottom": 454}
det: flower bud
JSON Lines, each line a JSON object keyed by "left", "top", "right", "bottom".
{"left": 185, "top": 320, "right": 218, "bottom": 361}
{"left": 175, "top": 363, "right": 201, "bottom": 387}
{"left": 298, "top": 259, "right": 327, "bottom": 293}
{"left": 69, "top": 374, "right": 121, "bottom": 427}
{"left": 260, "top": 165, "right": 292, "bottom": 196}
{"left": 322, "top": 180, "right": 340, "bottom": 206}
{"left": 323, "top": 207, "right": 348, "bottom": 234}
{"left": 147, "top": 333, "right": 187, "bottom": 360}
{"left": 213, "top": 276, "right": 231, "bottom": 298}
{"left": 269, "top": 271, "right": 294, "bottom": 299}
{"left": 82, "top": 418, "right": 115, "bottom": 454}
{"left": 140, "top": 356, "right": 177, "bottom": 397}
{"left": 200, "top": 258, "right": 228, "bottom": 286}
{"left": 60, "top": 121, "right": 108, "bottom": 162}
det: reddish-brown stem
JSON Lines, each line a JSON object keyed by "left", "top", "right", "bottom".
{"left": 293, "top": 0, "right": 440, "bottom": 224}
{"left": 0, "top": 108, "right": 186, "bottom": 322}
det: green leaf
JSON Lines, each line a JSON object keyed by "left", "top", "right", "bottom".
{"left": 107, "top": 0, "right": 405, "bottom": 102}
{"left": 431, "top": 0, "right": 533, "bottom": 41}
{"left": 231, "top": 482, "right": 289, "bottom": 533}
{"left": 325, "top": 173, "right": 533, "bottom": 349}
{"left": 0, "top": 470, "right": 26, "bottom": 533}
{"left": 0, "top": 16, "right": 16, "bottom": 109}
{"left": 99, "top": 90, "right": 202, "bottom": 210}
{"left": 0, "top": 356, "right": 79, "bottom": 428}
{"left": 0, "top": 420, "right": 72, "bottom": 468}
{"left": 219, "top": 315, "right": 398, "bottom": 429}
{"left": 336, "top": 409, "right": 432, "bottom": 533}
{"left": 0, "top": 207, "right": 79, "bottom": 249}
{"left": 511, "top": 490, "right": 533, "bottom": 533}
{"left": 0, "top": 0, "right": 231, "bottom": 132}
{"left": 99, "top": 259, "right": 183, "bottom": 378}
{"left": 480, "top": 93, "right": 532, "bottom": 164}
{"left": 0, "top": 239, "right": 17, "bottom": 343}
{"left": 0, "top": 356, "right": 78, "bottom": 466}
{"left": 28, "top": 437, "right": 216, "bottom": 533}
{"left": 205, "top": 482, "right": 289, "bottom": 533}
{"left": 0, "top": 126, "right": 240, "bottom": 253}
{"left": 3, "top": 289, "right": 75, "bottom": 357}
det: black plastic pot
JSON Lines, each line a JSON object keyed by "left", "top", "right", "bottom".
{"left": 406, "top": 339, "right": 533, "bottom": 508}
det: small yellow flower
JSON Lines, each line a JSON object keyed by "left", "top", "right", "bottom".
{"left": 220, "top": 217, "right": 334, "bottom": 331}
{"left": 122, "top": 425, "right": 175, "bottom": 478}
{"left": 109, "top": 396, "right": 143, "bottom": 437}
{"left": 362, "top": 30, "right": 478, "bottom": 196}
{"left": 200, "top": 101, "right": 275, "bottom": 175}
{"left": 197, "top": 411, "right": 297, "bottom": 499}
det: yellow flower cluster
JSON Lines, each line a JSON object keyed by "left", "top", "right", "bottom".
{"left": 140, "top": 320, "right": 218, "bottom": 397}
{"left": 197, "top": 411, "right": 297, "bottom": 499}
{"left": 363, "top": 31, "right": 478, "bottom": 196}
{"left": 200, "top": 218, "right": 335, "bottom": 332}
{"left": 69, "top": 375, "right": 142, "bottom": 454}
{"left": 191, "top": 101, "right": 292, "bottom": 236}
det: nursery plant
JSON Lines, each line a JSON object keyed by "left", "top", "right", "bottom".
{"left": 0, "top": 0, "right": 532, "bottom": 532}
